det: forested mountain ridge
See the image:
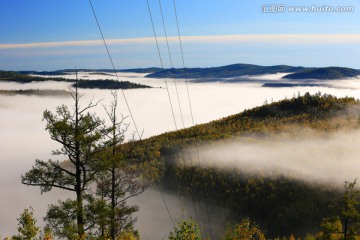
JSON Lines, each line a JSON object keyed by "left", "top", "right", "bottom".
{"left": 128, "top": 93, "right": 360, "bottom": 238}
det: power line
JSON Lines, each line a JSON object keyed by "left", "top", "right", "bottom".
{"left": 158, "top": 0, "right": 185, "bottom": 129}
{"left": 171, "top": 0, "right": 214, "bottom": 238}
{"left": 157, "top": 0, "right": 209, "bottom": 234}
{"left": 146, "top": 0, "right": 201, "bottom": 226}
{"left": 87, "top": 0, "right": 175, "bottom": 229}
{"left": 172, "top": 0, "right": 195, "bottom": 126}
{"left": 88, "top": 0, "right": 141, "bottom": 140}
{"left": 146, "top": 0, "right": 179, "bottom": 130}
{"left": 157, "top": 185, "right": 175, "bottom": 227}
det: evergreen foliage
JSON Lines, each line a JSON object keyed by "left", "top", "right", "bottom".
{"left": 21, "top": 82, "right": 105, "bottom": 237}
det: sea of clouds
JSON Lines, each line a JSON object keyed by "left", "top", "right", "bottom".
{"left": 1, "top": 72, "right": 360, "bottom": 238}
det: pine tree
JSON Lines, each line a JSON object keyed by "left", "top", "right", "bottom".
{"left": 21, "top": 75, "right": 105, "bottom": 238}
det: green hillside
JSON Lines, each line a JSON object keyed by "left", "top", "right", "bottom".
{"left": 128, "top": 93, "right": 360, "bottom": 237}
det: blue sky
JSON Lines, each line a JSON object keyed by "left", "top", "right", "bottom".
{"left": 1, "top": 0, "right": 360, "bottom": 70}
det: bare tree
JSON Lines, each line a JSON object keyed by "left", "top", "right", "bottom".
{"left": 92, "top": 91, "right": 145, "bottom": 239}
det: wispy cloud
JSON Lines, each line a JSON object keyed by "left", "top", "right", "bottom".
{"left": 1, "top": 34, "right": 360, "bottom": 50}
{"left": 0, "top": 38, "right": 154, "bottom": 49}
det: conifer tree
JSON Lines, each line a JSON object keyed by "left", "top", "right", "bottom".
{"left": 21, "top": 75, "right": 105, "bottom": 238}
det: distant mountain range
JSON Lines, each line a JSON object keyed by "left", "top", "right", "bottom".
{"left": 144, "top": 64, "right": 308, "bottom": 79}
{"left": 8, "top": 64, "right": 360, "bottom": 82}
{"left": 145, "top": 64, "right": 360, "bottom": 80}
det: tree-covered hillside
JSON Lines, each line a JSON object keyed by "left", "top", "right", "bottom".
{"left": 128, "top": 93, "right": 360, "bottom": 238}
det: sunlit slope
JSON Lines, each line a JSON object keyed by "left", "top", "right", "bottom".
{"left": 140, "top": 92, "right": 358, "bottom": 145}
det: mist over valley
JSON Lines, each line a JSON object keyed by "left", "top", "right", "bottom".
{"left": 2, "top": 70, "right": 360, "bottom": 238}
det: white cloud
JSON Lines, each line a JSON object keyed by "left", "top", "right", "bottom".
{"left": 0, "top": 38, "right": 153, "bottom": 49}
{"left": 1, "top": 34, "right": 360, "bottom": 50}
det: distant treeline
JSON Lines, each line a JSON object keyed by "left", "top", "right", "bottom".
{"left": 75, "top": 79, "right": 151, "bottom": 89}
{"left": 0, "top": 70, "right": 71, "bottom": 83}
{"left": 0, "top": 71, "right": 151, "bottom": 89}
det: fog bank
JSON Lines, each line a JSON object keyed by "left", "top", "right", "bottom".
{"left": 192, "top": 130, "right": 360, "bottom": 187}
